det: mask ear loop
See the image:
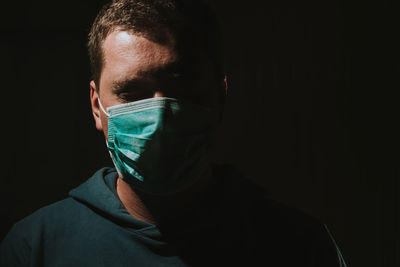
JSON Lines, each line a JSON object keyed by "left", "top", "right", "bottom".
{"left": 98, "top": 100, "right": 121, "bottom": 178}
{"left": 98, "top": 99, "right": 110, "bottom": 117}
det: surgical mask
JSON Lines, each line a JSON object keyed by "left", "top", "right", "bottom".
{"left": 99, "top": 97, "right": 218, "bottom": 195}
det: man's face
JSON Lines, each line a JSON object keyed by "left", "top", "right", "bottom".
{"left": 90, "top": 29, "right": 224, "bottom": 138}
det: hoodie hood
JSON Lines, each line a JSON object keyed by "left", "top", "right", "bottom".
{"left": 67, "top": 165, "right": 262, "bottom": 245}
{"left": 69, "top": 167, "right": 154, "bottom": 231}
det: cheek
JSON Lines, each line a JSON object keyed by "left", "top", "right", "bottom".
{"left": 100, "top": 114, "right": 109, "bottom": 140}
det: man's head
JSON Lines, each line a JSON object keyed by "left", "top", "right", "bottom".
{"left": 88, "top": 0, "right": 227, "bottom": 137}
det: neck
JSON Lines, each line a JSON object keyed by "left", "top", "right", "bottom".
{"left": 116, "top": 166, "right": 217, "bottom": 226}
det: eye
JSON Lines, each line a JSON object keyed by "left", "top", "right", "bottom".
{"left": 117, "top": 90, "right": 154, "bottom": 103}
{"left": 113, "top": 79, "right": 157, "bottom": 102}
{"left": 172, "top": 72, "right": 182, "bottom": 78}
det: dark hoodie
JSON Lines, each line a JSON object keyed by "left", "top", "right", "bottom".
{"left": 1, "top": 165, "right": 347, "bottom": 267}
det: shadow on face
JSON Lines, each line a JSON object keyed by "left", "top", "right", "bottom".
{"left": 90, "top": 28, "right": 226, "bottom": 138}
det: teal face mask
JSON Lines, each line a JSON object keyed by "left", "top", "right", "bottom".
{"left": 99, "top": 97, "right": 217, "bottom": 195}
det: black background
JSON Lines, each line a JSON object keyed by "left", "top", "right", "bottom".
{"left": 1, "top": 0, "right": 399, "bottom": 266}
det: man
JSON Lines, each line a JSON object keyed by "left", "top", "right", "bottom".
{"left": 1, "top": 0, "right": 347, "bottom": 266}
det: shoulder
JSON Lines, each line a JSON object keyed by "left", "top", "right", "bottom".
{"left": 255, "top": 196, "right": 322, "bottom": 232}
{"left": 246, "top": 197, "right": 345, "bottom": 266}
{"left": 0, "top": 197, "right": 82, "bottom": 266}
{"left": 12, "top": 197, "right": 82, "bottom": 234}
{"left": 217, "top": 163, "right": 325, "bottom": 231}
{"left": 215, "top": 164, "right": 346, "bottom": 266}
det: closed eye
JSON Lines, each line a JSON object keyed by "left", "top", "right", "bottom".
{"left": 112, "top": 79, "right": 157, "bottom": 102}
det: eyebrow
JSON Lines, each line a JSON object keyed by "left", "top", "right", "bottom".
{"left": 111, "top": 78, "right": 156, "bottom": 94}
{"left": 110, "top": 59, "right": 193, "bottom": 94}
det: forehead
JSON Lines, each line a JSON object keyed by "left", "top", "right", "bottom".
{"left": 101, "top": 30, "right": 178, "bottom": 81}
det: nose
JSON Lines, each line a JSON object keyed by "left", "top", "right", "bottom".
{"left": 153, "top": 91, "right": 165, "bottom": 98}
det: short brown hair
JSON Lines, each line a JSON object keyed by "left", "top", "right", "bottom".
{"left": 88, "top": 0, "right": 223, "bottom": 88}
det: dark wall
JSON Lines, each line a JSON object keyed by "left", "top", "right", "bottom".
{"left": 1, "top": 1, "right": 399, "bottom": 266}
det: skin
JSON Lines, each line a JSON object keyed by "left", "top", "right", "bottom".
{"left": 90, "top": 28, "right": 227, "bottom": 227}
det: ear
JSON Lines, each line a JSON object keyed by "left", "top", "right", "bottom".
{"left": 223, "top": 75, "right": 228, "bottom": 98}
{"left": 90, "top": 81, "right": 104, "bottom": 131}
{"left": 217, "top": 74, "right": 228, "bottom": 122}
